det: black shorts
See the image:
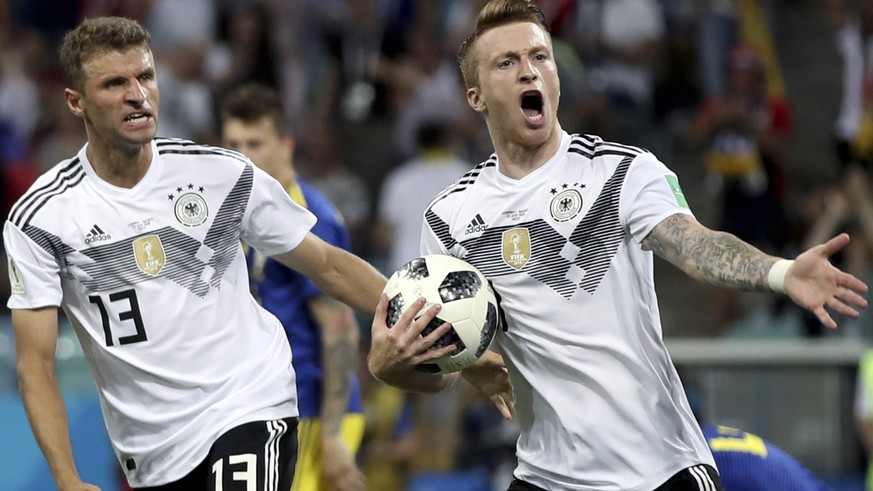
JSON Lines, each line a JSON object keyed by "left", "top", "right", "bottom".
{"left": 134, "top": 417, "right": 298, "bottom": 491}
{"left": 508, "top": 464, "right": 724, "bottom": 491}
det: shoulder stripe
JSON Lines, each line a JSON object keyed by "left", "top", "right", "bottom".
{"left": 424, "top": 209, "right": 457, "bottom": 251}
{"left": 158, "top": 148, "right": 250, "bottom": 164}
{"left": 9, "top": 159, "right": 84, "bottom": 227}
{"left": 570, "top": 134, "right": 645, "bottom": 154}
{"left": 568, "top": 146, "right": 639, "bottom": 160}
{"left": 569, "top": 134, "right": 645, "bottom": 160}
{"left": 425, "top": 156, "right": 496, "bottom": 212}
{"left": 156, "top": 138, "right": 250, "bottom": 164}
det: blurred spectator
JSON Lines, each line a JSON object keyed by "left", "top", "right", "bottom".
{"left": 372, "top": 121, "right": 471, "bottom": 272}
{"left": 313, "top": 0, "right": 387, "bottom": 123}
{"left": 0, "top": 29, "right": 42, "bottom": 157}
{"left": 651, "top": 0, "right": 703, "bottom": 153}
{"left": 825, "top": 0, "right": 873, "bottom": 171}
{"left": 690, "top": 45, "right": 792, "bottom": 329}
{"left": 378, "top": 24, "right": 468, "bottom": 160}
{"left": 697, "top": 0, "right": 739, "bottom": 101}
{"left": 700, "top": 0, "right": 786, "bottom": 99}
{"left": 143, "top": 0, "right": 216, "bottom": 52}
{"left": 143, "top": 0, "right": 217, "bottom": 141}
{"left": 0, "top": 24, "right": 43, "bottom": 241}
{"left": 443, "top": 0, "right": 491, "bottom": 63}
{"left": 206, "top": 1, "right": 281, "bottom": 96}
{"left": 154, "top": 52, "right": 216, "bottom": 141}
{"left": 563, "top": 0, "right": 666, "bottom": 145}
{"left": 264, "top": 0, "right": 316, "bottom": 134}
{"left": 298, "top": 123, "right": 372, "bottom": 253}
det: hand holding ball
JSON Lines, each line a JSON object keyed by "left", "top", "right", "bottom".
{"left": 382, "top": 255, "right": 500, "bottom": 374}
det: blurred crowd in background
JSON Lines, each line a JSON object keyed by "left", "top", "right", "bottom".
{"left": 3, "top": 0, "right": 873, "bottom": 489}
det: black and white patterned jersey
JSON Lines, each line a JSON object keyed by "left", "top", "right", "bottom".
{"left": 421, "top": 131, "right": 715, "bottom": 490}
{"left": 4, "top": 138, "right": 316, "bottom": 487}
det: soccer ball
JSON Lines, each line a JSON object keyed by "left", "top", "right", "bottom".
{"left": 383, "top": 254, "right": 500, "bottom": 374}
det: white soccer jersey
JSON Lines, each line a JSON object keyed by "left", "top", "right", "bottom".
{"left": 421, "top": 131, "right": 715, "bottom": 490}
{"left": 4, "top": 138, "right": 316, "bottom": 487}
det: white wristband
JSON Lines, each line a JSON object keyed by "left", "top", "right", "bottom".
{"left": 767, "top": 259, "right": 794, "bottom": 293}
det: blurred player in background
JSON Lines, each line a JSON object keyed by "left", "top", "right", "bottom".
{"left": 366, "top": 1, "right": 868, "bottom": 490}
{"left": 703, "top": 425, "right": 831, "bottom": 491}
{"left": 220, "top": 83, "right": 366, "bottom": 491}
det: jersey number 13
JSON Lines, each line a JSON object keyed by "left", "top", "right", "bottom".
{"left": 88, "top": 288, "right": 148, "bottom": 346}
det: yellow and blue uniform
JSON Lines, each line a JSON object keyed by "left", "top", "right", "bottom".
{"left": 247, "top": 178, "right": 364, "bottom": 491}
{"left": 703, "top": 425, "right": 830, "bottom": 491}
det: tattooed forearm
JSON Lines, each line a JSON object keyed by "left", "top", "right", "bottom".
{"left": 311, "top": 295, "right": 359, "bottom": 437}
{"left": 643, "top": 214, "right": 779, "bottom": 291}
{"left": 322, "top": 334, "right": 356, "bottom": 435}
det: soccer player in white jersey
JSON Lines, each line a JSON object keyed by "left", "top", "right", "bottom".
{"left": 0, "top": 16, "right": 456, "bottom": 491}
{"left": 366, "top": 1, "right": 869, "bottom": 490}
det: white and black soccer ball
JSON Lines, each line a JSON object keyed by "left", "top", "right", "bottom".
{"left": 383, "top": 254, "right": 500, "bottom": 374}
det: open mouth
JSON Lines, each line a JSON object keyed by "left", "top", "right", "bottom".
{"left": 124, "top": 112, "right": 151, "bottom": 123}
{"left": 520, "top": 90, "right": 544, "bottom": 123}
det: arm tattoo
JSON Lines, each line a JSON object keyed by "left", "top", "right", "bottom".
{"left": 642, "top": 214, "right": 777, "bottom": 291}
{"left": 313, "top": 296, "right": 358, "bottom": 437}
{"left": 322, "top": 332, "right": 355, "bottom": 435}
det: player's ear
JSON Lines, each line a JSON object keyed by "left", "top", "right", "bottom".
{"left": 467, "top": 87, "right": 486, "bottom": 113}
{"left": 282, "top": 135, "right": 295, "bottom": 162}
{"left": 65, "top": 88, "right": 85, "bottom": 118}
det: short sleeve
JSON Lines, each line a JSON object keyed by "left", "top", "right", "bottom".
{"left": 4, "top": 221, "right": 63, "bottom": 309}
{"left": 620, "top": 153, "right": 695, "bottom": 244}
{"left": 241, "top": 165, "right": 317, "bottom": 257}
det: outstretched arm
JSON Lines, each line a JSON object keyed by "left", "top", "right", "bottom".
{"left": 643, "top": 213, "right": 868, "bottom": 328}
{"left": 13, "top": 308, "right": 100, "bottom": 491}
{"left": 272, "top": 232, "right": 387, "bottom": 317}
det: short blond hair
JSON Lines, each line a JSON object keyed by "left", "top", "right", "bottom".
{"left": 457, "top": 0, "right": 550, "bottom": 89}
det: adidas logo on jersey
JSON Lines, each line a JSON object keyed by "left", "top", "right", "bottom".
{"left": 465, "top": 214, "right": 488, "bottom": 235}
{"left": 84, "top": 224, "right": 112, "bottom": 244}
